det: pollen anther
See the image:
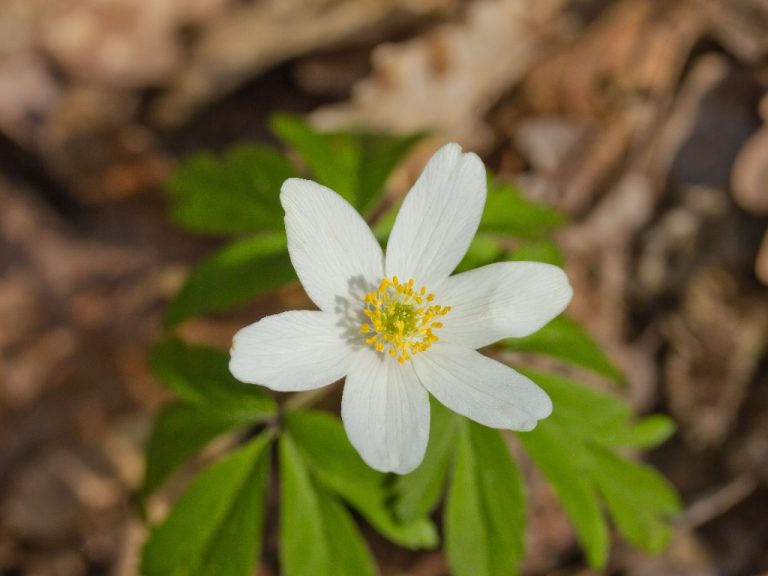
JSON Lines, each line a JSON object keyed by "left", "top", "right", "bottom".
{"left": 360, "top": 276, "right": 450, "bottom": 363}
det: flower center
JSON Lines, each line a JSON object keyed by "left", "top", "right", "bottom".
{"left": 359, "top": 276, "right": 451, "bottom": 364}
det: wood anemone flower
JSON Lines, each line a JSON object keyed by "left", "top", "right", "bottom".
{"left": 230, "top": 143, "right": 573, "bottom": 473}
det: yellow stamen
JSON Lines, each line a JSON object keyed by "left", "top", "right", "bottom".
{"left": 359, "top": 276, "right": 451, "bottom": 363}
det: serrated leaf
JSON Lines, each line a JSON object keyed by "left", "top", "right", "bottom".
{"left": 141, "top": 432, "right": 272, "bottom": 576}
{"left": 519, "top": 423, "right": 610, "bottom": 568}
{"left": 480, "top": 179, "right": 565, "bottom": 239}
{"left": 165, "top": 234, "right": 295, "bottom": 326}
{"left": 588, "top": 445, "right": 681, "bottom": 553}
{"left": 141, "top": 402, "right": 250, "bottom": 499}
{"left": 284, "top": 410, "right": 438, "bottom": 549}
{"left": 504, "top": 316, "right": 624, "bottom": 382}
{"left": 150, "top": 338, "right": 275, "bottom": 417}
{"left": 394, "top": 399, "right": 457, "bottom": 522}
{"left": 271, "top": 114, "right": 420, "bottom": 213}
{"left": 279, "top": 435, "right": 375, "bottom": 576}
{"left": 167, "top": 145, "right": 296, "bottom": 235}
{"left": 446, "top": 420, "right": 526, "bottom": 576}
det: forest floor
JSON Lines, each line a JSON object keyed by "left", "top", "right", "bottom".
{"left": 1, "top": 0, "right": 767, "bottom": 574}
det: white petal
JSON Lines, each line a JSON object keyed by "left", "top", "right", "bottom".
{"left": 342, "top": 349, "right": 430, "bottom": 474}
{"left": 229, "top": 310, "right": 353, "bottom": 391}
{"left": 281, "top": 178, "right": 383, "bottom": 312}
{"left": 437, "top": 261, "right": 573, "bottom": 349}
{"left": 412, "top": 343, "right": 552, "bottom": 430}
{"left": 385, "top": 143, "right": 486, "bottom": 287}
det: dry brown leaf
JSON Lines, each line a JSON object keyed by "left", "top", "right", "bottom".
{"left": 513, "top": 117, "right": 590, "bottom": 175}
{"left": 643, "top": 54, "right": 730, "bottom": 183}
{"left": 153, "top": 0, "right": 455, "bottom": 126}
{"left": 732, "top": 124, "right": 768, "bottom": 216}
{"left": 523, "top": 0, "right": 704, "bottom": 117}
{"left": 38, "top": 84, "right": 171, "bottom": 203}
{"left": 311, "top": 0, "right": 571, "bottom": 150}
{"left": 704, "top": 0, "right": 768, "bottom": 63}
{"left": 622, "top": 531, "right": 714, "bottom": 576}
{"left": 0, "top": 54, "right": 60, "bottom": 147}
{"left": 561, "top": 172, "right": 656, "bottom": 337}
{"left": 168, "top": 0, "right": 233, "bottom": 26}
{"left": 560, "top": 173, "right": 660, "bottom": 406}
{"left": 39, "top": 0, "right": 181, "bottom": 89}
{"left": 506, "top": 0, "right": 706, "bottom": 212}
{"left": 635, "top": 187, "right": 730, "bottom": 301}
{"left": 756, "top": 231, "right": 768, "bottom": 285}
{"left": 663, "top": 268, "right": 767, "bottom": 449}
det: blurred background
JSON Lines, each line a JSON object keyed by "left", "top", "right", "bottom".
{"left": 1, "top": 0, "right": 767, "bottom": 574}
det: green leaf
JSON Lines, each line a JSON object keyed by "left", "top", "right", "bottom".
{"left": 167, "top": 145, "right": 297, "bottom": 235}
{"left": 141, "top": 402, "right": 250, "bottom": 499}
{"left": 508, "top": 239, "right": 565, "bottom": 266}
{"left": 454, "top": 234, "right": 506, "bottom": 273}
{"left": 521, "top": 370, "right": 676, "bottom": 449}
{"left": 394, "top": 399, "right": 457, "bottom": 522}
{"left": 519, "top": 369, "right": 680, "bottom": 564}
{"left": 284, "top": 410, "right": 438, "bottom": 549}
{"left": 504, "top": 316, "right": 624, "bottom": 382}
{"left": 279, "top": 435, "right": 375, "bottom": 576}
{"left": 445, "top": 420, "right": 526, "bottom": 576}
{"left": 519, "top": 423, "right": 610, "bottom": 568}
{"left": 520, "top": 369, "right": 630, "bottom": 443}
{"left": 271, "top": 114, "right": 421, "bottom": 213}
{"left": 606, "top": 415, "right": 677, "bottom": 448}
{"left": 142, "top": 340, "right": 275, "bottom": 499}
{"left": 141, "top": 432, "right": 272, "bottom": 576}
{"left": 480, "top": 179, "right": 565, "bottom": 239}
{"left": 165, "top": 234, "right": 295, "bottom": 326}
{"left": 588, "top": 445, "right": 681, "bottom": 553}
{"left": 150, "top": 338, "right": 276, "bottom": 417}
{"left": 372, "top": 203, "right": 397, "bottom": 242}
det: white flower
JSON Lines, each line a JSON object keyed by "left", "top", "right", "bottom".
{"left": 229, "top": 143, "right": 573, "bottom": 473}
